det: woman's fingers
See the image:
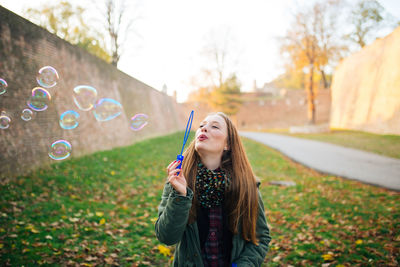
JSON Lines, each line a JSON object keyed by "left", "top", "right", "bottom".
{"left": 166, "top": 160, "right": 176, "bottom": 171}
{"left": 169, "top": 173, "right": 186, "bottom": 188}
{"left": 172, "top": 160, "right": 181, "bottom": 169}
{"left": 167, "top": 160, "right": 181, "bottom": 174}
{"left": 169, "top": 167, "right": 182, "bottom": 177}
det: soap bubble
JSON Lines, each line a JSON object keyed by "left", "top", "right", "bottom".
{"left": 27, "top": 87, "right": 51, "bottom": 111}
{"left": 130, "top": 113, "right": 148, "bottom": 131}
{"left": 0, "top": 79, "right": 8, "bottom": 95}
{"left": 21, "top": 108, "right": 33, "bottom": 121}
{"left": 73, "top": 85, "right": 98, "bottom": 111}
{"left": 0, "top": 113, "right": 11, "bottom": 129}
{"left": 93, "top": 98, "right": 122, "bottom": 122}
{"left": 36, "top": 66, "right": 59, "bottom": 88}
{"left": 48, "top": 140, "right": 71, "bottom": 160}
{"left": 60, "top": 110, "right": 80, "bottom": 129}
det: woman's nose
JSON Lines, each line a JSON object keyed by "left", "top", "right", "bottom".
{"left": 201, "top": 125, "right": 208, "bottom": 132}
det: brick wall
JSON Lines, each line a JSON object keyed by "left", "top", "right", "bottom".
{"left": 0, "top": 6, "right": 184, "bottom": 178}
{"left": 181, "top": 89, "right": 331, "bottom": 130}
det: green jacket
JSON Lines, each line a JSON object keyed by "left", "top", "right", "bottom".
{"left": 155, "top": 182, "right": 271, "bottom": 266}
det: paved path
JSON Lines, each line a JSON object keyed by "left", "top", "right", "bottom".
{"left": 240, "top": 131, "right": 400, "bottom": 191}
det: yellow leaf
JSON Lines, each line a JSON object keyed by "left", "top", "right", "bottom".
{"left": 322, "top": 254, "right": 334, "bottom": 261}
{"left": 0, "top": 244, "right": 3, "bottom": 249}
{"left": 82, "top": 264, "right": 93, "bottom": 267}
{"left": 336, "top": 265, "right": 345, "bottom": 267}
{"left": 31, "top": 228, "right": 40, "bottom": 234}
{"left": 0, "top": 228, "right": 5, "bottom": 233}
{"left": 150, "top": 217, "right": 158, "bottom": 223}
{"left": 95, "top": 211, "right": 104, "bottom": 217}
{"left": 355, "top": 239, "right": 363, "bottom": 245}
{"left": 110, "top": 171, "right": 116, "bottom": 175}
{"left": 158, "top": 245, "right": 171, "bottom": 256}
{"left": 99, "top": 218, "right": 106, "bottom": 225}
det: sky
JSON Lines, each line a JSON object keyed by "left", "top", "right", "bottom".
{"left": 1, "top": 0, "right": 400, "bottom": 102}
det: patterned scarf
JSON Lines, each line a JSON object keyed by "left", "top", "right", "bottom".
{"left": 195, "top": 162, "right": 230, "bottom": 208}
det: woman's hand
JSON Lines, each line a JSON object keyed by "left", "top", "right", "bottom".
{"left": 166, "top": 160, "right": 187, "bottom": 196}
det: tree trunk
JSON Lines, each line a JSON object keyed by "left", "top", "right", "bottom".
{"left": 307, "top": 65, "right": 316, "bottom": 125}
{"left": 320, "top": 69, "right": 328, "bottom": 89}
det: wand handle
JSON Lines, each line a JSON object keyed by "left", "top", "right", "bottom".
{"left": 176, "top": 154, "right": 184, "bottom": 175}
{"left": 175, "top": 110, "right": 194, "bottom": 175}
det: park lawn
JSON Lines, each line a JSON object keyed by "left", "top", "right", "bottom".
{"left": 0, "top": 132, "right": 399, "bottom": 266}
{"left": 280, "top": 129, "right": 400, "bottom": 159}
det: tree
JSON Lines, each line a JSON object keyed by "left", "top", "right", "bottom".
{"left": 271, "top": 67, "right": 305, "bottom": 90}
{"left": 280, "top": 0, "right": 345, "bottom": 124}
{"left": 96, "top": 0, "right": 140, "bottom": 67}
{"left": 190, "top": 27, "right": 242, "bottom": 116}
{"left": 210, "top": 74, "right": 242, "bottom": 116}
{"left": 187, "top": 86, "right": 211, "bottom": 104}
{"left": 346, "top": 0, "right": 385, "bottom": 48}
{"left": 24, "top": 1, "right": 111, "bottom": 63}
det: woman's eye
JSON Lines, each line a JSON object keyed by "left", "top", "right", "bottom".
{"left": 212, "top": 125, "right": 219, "bottom": 129}
{"left": 199, "top": 125, "right": 204, "bottom": 128}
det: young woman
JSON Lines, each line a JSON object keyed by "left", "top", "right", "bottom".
{"left": 155, "top": 112, "right": 271, "bottom": 267}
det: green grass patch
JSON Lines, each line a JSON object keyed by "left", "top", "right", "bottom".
{"left": 0, "top": 131, "right": 399, "bottom": 266}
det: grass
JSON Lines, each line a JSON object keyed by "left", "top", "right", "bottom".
{"left": 270, "top": 128, "right": 400, "bottom": 159}
{"left": 0, "top": 131, "right": 399, "bottom": 266}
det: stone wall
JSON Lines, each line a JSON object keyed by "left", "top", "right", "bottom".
{"left": 330, "top": 26, "right": 400, "bottom": 135}
{"left": 0, "top": 6, "right": 183, "bottom": 178}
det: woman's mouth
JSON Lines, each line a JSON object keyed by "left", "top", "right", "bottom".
{"left": 198, "top": 134, "right": 208, "bottom": 141}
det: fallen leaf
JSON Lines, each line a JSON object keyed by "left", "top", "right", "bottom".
{"left": 158, "top": 245, "right": 171, "bottom": 256}
{"left": 69, "top": 217, "right": 79, "bottom": 223}
{"left": 322, "top": 254, "right": 334, "bottom": 261}
{"left": 273, "top": 255, "right": 281, "bottom": 262}
{"left": 105, "top": 257, "right": 114, "bottom": 264}
{"left": 31, "top": 228, "right": 40, "bottom": 234}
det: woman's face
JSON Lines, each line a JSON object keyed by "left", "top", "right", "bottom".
{"left": 195, "top": 114, "right": 228, "bottom": 156}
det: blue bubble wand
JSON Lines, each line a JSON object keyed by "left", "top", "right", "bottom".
{"left": 176, "top": 110, "right": 194, "bottom": 172}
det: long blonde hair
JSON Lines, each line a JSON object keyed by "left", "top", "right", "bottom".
{"left": 181, "top": 112, "right": 259, "bottom": 245}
